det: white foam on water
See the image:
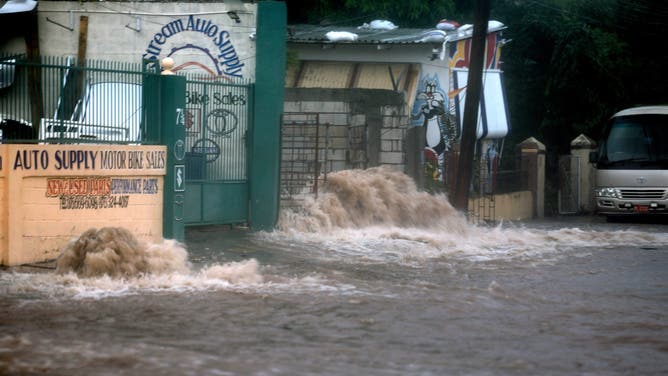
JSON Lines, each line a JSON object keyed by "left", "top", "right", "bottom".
{"left": 1, "top": 227, "right": 354, "bottom": 301}
{"left": 0, "top": 261, "right": 358, "bottom": 301}
{"left": 271, "top": 167, "right": 668, "bottom": 265}
{"left": 5, "top": 168, "right": 667, "bottom": 300}
{"left": 264, "top": 224, "right": 668, "bottom": 266}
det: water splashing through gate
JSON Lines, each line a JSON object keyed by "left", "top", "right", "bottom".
{"left": 278, "top": 166, "right": 469, "bottom": 233}
{"left": 272, "top": 166, "right": 668, "bottom": 264}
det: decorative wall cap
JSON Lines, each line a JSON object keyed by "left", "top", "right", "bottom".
{"left": 570, "top": 134, "right": 596, "bottom": 149}
{"left": 518, "top": 136, "right": 545, "bottom": 151}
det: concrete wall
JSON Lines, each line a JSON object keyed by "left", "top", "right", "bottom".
{"left": 2, "top": 1, "right": 257, "bottom": 81}
{"left": 281, "top": 89, "right": 545, "bottom": 222}
{"left": 517, "top": 137, "right": 546, "bottom": 218}
{"left": 0, "top": 144, "right": 166, "bottom": 266}
{"left": 283, "top": 88, "right": 407, "bottom": 173}
{"left": 570, "top": 134, "right": 597, "bottom": 213}
{"left": 469, "top": 191, "right": 534, "bottom": 222}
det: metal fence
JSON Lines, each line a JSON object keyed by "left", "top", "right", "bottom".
{"left": 280, "top": 113, "right": 328, "bottom": 209}
{"left": 494, "top": 168, "right": 525, "bottom": 194}
{"left": 182, "top": 77, "right": 253, "bottom": 181}
{"left": 0, "top": 55, "right": 155, "bottom": 144}
{"left": 279, "top": 111, "right": 369, "bottom": 209}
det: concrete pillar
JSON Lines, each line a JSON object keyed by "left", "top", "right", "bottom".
{"left": 405, "top": 125, "right": 426, "bottom": 189}
{"left": 250, "top": 1, "right": 287, "bottom": 230}
{"left": 366, "top": 109, "right": 381, "bottom": 167}
{"left": 158, "top": 70, "right": 186, "bottom": 242}
{"left": 570, "top": 134, "right": 596, "bottom": 213}
{"left": 517, "top": 137, "right": 546, "bottom": 218}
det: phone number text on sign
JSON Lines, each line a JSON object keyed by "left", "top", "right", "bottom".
{"left": 59, "top": 195, "right": 130, "bottom": 210}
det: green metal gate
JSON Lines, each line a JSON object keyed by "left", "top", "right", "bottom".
{"left": 183, "top": 79, "right": 253, "bottom": 225}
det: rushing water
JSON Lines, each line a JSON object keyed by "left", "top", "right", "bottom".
{"left": 2, "top": 167, "right": 668, "bottom": 375}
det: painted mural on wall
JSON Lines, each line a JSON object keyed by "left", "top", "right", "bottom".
{"left": 411, "top": 71, "right": 459, "bottom": 187}
{"left": 448, "top": 32, "right": 505, "bottom": 193}
{"left": 410, "top": 32, "right": 505, "bottom": 190}
{"left": 448, "top": 33, "right": 503, "bottom": 70}
{"left": 144, "top": 15, "right": 245, "bottom": 80}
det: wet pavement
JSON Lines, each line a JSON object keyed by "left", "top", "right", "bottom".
{"left": 2, "top": 167, "right": 668, "bottom": 375}
{"left": 1, "top": 213, "right": 667, "bottom": 375}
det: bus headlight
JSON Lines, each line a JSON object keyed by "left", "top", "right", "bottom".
{"left": 595, "top": 187, "right": 621, "bottom": 198}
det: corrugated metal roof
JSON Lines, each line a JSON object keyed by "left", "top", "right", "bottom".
{"left": 287, "top": 23, "right": 506, "bottom": 45}
{"left": 288, "top": 24, "right": 452, "bottom": 45}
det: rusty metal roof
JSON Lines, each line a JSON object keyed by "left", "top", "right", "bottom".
{"left": 287, "top": 24, "right": 454, "bottom": 45}
{"left": 287, "top": 23, "right": 506, "bottom": 45}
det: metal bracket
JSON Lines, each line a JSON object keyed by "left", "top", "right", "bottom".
{"left": 46, "top": 11, "right": 74, "bottom": 32}
{"left": 125, "top": 17, "right": 142, "bottom": 32}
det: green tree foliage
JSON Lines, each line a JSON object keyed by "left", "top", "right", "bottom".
{"left": 287, "top": 0, "right": 667, "bottom": 149}
{"left": 493, "top": 0, "right": 668, "bottom": 213}
{"left": 497, "top": 0, "right": 668, "bottom": 149}
{"left": 285, "top": 0, "right": 456, "bottom": 28}
{"left": 285, "top": 0, "right": 668, "bottom": 212}
{"left": 497, "top": 0, "right": 629, "bottom": 154}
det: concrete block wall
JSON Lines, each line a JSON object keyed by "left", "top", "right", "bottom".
{"left": 281, "top": 88, "right": 409, "bottom": 208}
{"left": 283, "top": 88, "right": 406, "bottom": 169}
{"left": 379, "top": 128, "right": 405, "bottom": 167}
{"left": 281, "top": 89, "right": 545, "bottom": 221}
{"left": 377, "top": 105, "right": 407, "bottom": 171}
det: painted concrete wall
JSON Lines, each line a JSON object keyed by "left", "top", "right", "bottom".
{"left": 469, "top": 191, "right": 534, "bottom": 222}
{"left": 3, "top": 1, "right": 257, "bottom": 81}
{"left": 0, "top": 144, "right": 166, "bottom": 266}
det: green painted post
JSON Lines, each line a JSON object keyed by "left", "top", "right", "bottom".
{"left": 250, "top": 1, "right": 287, "bottom": 230}
{"left": 159, "top": 72, "right": 187, "bottom": 241}
{"left": 142, "top": 59, "right": 162, "bottom": 144}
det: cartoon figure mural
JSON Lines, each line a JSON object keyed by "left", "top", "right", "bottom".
{"left": 408, "top": 27, "right": 508, "bottom": 202}
{"left": 411, "top": 73, "right": 459, "bottom": 185}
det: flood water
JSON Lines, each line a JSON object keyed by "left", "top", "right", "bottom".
{"left": 2, "top": 167, "right": 668, "bottom": 375}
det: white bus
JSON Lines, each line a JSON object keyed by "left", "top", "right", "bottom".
{"left": 590, "top": 106, "right": 668, "bottom": 218}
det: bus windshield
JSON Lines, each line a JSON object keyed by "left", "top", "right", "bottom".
{"left": 597, "top": 114, "right": 668, "bottom": 169}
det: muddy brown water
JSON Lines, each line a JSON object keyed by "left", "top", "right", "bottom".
{"left": 2, "top": 168, "right": 668, "bottom": 375}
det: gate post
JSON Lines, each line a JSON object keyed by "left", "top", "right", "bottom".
{"left": 250, "top": 1, "right": 287, "bottom": 230}
{"left": 159, "top": 60, "right": 186, "bottom": 241}
{"left": 570, "top": 134, "right": 596, "bottom": 213}
{"left": 517, "top": 137, "right": 546, "bottom": 218}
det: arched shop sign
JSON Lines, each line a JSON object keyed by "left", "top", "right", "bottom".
{"left": 143, "top": 15, "right": 245, "bottom": 79}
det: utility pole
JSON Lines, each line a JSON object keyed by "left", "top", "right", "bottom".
{"left": 452, "top": 0, "right": 490, "bottom": 211}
